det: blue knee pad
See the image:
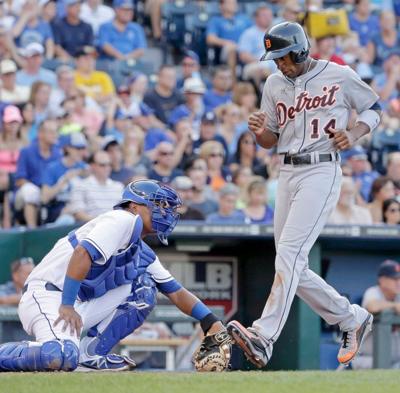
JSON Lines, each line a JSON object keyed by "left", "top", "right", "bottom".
{"left": 86, "top": 274, "right": 157, "bottom": 356}
{"left": 0, "top": 340, "right": 79, "bottom": 372}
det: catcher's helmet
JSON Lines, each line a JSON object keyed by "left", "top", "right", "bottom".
{"left": 261, "top": 22, "right": 310, "bottom": 64}
{"left": 114, "top": 180, "right": 182, "bottom": 245}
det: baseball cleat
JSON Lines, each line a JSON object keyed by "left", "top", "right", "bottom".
{"left": 227, "top": 320, "right": 269, "bottom": 368}
{"left": 78, "top": 354, "right": 136, "bottom": 371}
{"left": 337, "top": 313, "right": 373, "bottom": 365}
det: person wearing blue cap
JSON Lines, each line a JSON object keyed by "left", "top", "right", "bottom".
{"left": 41, "top": 133, "right": 88, "bottom": 224}
{"left": 97, "top": 0, "right": 146, "bottom": 61}
{"left": 345, "top": 145, "right": 380, "bottom": 203}
{"left": 353, "top": 259, "right": 400, "bottom": 369}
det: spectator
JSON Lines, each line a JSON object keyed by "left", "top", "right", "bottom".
{"left": 352, "top": 260, "right": 400, "bottom": 369}
{"left": 187, "top": 159, "right": 218, "bottom": 216}
{"left": 74, "top": 45, "right": 115, "bottom": 107}
{"left": 177, "top": 50, "right": 204, "bottom": 90}
{"left": 127, "top": 72, "right": 148, "bottom": 103}
{"left": 216, "top": 103, "right": 247, "bottom": 156}
{"left": 232, "top": 82, "right": 257, "bottom": 123}
{"left": 206, "top": 183, "right": 246, "bottom": 224}
{"left": 28, "top": 81, "right": 52, "bottom": 140}
{"left": 48, "top": 65, "right": 75, "bottom": 117}
{"left": 147, "top": 142, "right": 183, "bottom": 184}
{"left": 102, "top": 136, "right": 135, "bottom": 185}
{"left": 203, "top": 65, "right": 233, "bottom": 112}
{"left": 348, "top": 0, "right": 380, "bottom": 47}
{"left": 53, "top": 0, "right": 93, "bottom": 60}
{"left": 193, "top": 111, "right": 228, "bottom": 157}
{"left": 0, "top": 1, "right": 15, "bottom": 30}
{"left": 229, "top": 131, "right": 265, "bottom": 174}
{"left": 41, "top": 133, "right": 88, "bottom": 224}
{"left": 168, "top": 77, "right": 206, "bottom": 131}
{"left": 170, "top": 176, "right": 204, "bottom": 220}
{"left": 14, "top": 118, "right": 61, "bottom": 227}
{"left": 328, "top": 177, "right": 373, "bottom": 225}
{"left": 42, "top": 0, "right": 57, "bottom": 24}
{"left": 312, "top": 35, "right": 346, "bottom": 65}
{"left": 238, "top": 5, "right": 275, "bottom": 85}
{"left": 68, "top": 150, "right": 123, "bottom": 222}
{"left": 366, "top": 10, "right": 400, "bottom": 69}
{"left": 80, "top": 0, "right": 115, "bottom": 36}
{"left": 0, "top": 105, "right": 26, "bottom": 174}
{"left": 277, "top": 0, "right": 303, "bottom": 24}
{"left": 19, "top": 102, "right": 35, "bottom": 141}
{"left": 97, "top": 0, "right": 146, "bottom": 61}
{"left": 0, "top": 257, "right": 34, "bottom": 305}
{"left": 386, "top": 152, "right": 400, "bottom": 190}
{"left": 171, "top": 118, "right": 195, "bottom": 171}
{"left": 368, "top": 176, "right": 396, "bottom": 223}
{"left": 383, "top": 198, "right": 400, "bottom": 225}
{"left": 0, "top": 168, "right": 11, "bottom": 228}
{"left": 346, "top": 146, "right": 379, "bottom": 203}
{"left": 0, "top": 59, "right": 30, "bottom": 104}
{"left": 244, "top": 177, "right": 274, "bottom": 224}
{"left": 69, "top": 88, "right": 104, "bottom": 137}
{"left": 371, "top": 55, "right": 400, "bottom": 111}
{"left": 16, "top": 42, "right": 57, "bottom": 87}
{"left": 12, "top": 0, "right": 54, "bottom": 58}
{"left": 0, "top": 26, "right": 22, "bottom": 67}
{"left": 144, "top": 65, "right": 184, "bottom": 125}
{"left": 232, "top": 166, "right": 253, "bottom": 209}
{"left": 199, "top": 140, "right": 231, "bottom": 192}
{"left": 206, "top": 0, "right": 252, "bottom": 73}
{"left": 122, "top": 126, "right": 150, "bottom": 175}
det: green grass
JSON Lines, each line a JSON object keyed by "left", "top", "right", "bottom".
{"left": 1, "top": 370, "right": 399, "bottom": 393}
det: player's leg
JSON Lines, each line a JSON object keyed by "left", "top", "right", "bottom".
{"left": 229, "top": 162, "right": 342, "bottom": 367}
{"left": 78, "top": 274, "right": 157, "bottom": 371}
{"left": 0, "top": 289, "right": 79, "bottom": 372}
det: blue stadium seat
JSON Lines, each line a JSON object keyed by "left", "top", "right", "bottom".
{"left": 369, "top": 128, "right": 400, "bottom": 174}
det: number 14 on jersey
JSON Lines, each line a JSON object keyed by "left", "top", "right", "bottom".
{"left": 310, "top": 118, "right": 336, "bottom": 139}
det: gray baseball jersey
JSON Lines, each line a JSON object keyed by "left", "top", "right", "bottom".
{"left": 261, "top": 60, "right": 379, "bottom": 154}
{"left": 248, "top": 60, "right": 373, "bottom": 357}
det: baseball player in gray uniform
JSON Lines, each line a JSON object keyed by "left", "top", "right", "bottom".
{"left": 227, "top": 22, "right": 381, "bottom": 368}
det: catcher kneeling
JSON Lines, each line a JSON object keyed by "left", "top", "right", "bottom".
{"left": 0, "top": 180, "right": 231, "bottom": 372}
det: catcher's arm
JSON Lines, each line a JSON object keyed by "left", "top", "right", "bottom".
{"left": 166, "top": 287, "right": 223, "bottom": 334}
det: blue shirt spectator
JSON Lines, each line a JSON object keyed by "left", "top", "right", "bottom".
{"left": 207, "top": 14, "right": 252, "bottom": 43}
{"left": 348, "top": 11, "right": 380, "bottom": 47}
{"left": 202, "top": 66, "right": 233, "bottom": 112}
{"left": 97, "top": 21, "right": 146, "bottom": 59}
{"left": 203, "top": 90, "right": 232, "bottom": 112}
{"left": 369, "top": 31, "right": 400, "bottom": 68}
{"left": 52, "top": 0, "right": 93, "bottom": 58}
{"left": 206, "top": 209, "right": 246, "bottom": 224}
{"left": 97, "top": 0, "right": 146, "bottom": 60}
{"left": 15, "top": 140, "right": 61, "bottom": 188}
{"left": 15, "top": 19, "right": 54, "bottom": 49}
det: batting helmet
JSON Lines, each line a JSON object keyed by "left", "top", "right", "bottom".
{"left": 261, "top": 22, "right": 310, "bottom": 64}
{"left": 114, "top": 180, "right": 182, "bottom": 245}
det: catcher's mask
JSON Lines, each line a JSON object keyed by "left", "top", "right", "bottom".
{"left": 114, "top": 180, "right": 182, "bottom": 245}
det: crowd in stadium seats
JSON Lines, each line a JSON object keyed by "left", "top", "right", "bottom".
{"left": 0, "top": 0, "right": 399, "bottom": 229}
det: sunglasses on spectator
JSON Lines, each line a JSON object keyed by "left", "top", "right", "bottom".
{"left": 209, "top": 152, "right": 223, "bottom": 158}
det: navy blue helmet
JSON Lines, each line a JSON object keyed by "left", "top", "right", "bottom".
{"left": 261, "top": 22, "right": 310, "bottom": 64}
{"left": 115, "top": 180, "right": 182, "bottom": 245}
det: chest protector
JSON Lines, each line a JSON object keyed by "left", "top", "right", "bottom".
{"left": 67, "top": 217, "right": 150, "bottom": 302}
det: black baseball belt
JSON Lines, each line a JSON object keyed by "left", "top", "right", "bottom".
{"left": 22, "top": 282, "right": 62, "bottom": 294}
{"left": 283, "top": 152, "right": 339, "bottom": 166}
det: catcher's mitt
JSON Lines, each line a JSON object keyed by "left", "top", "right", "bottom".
{"left": 193, "top": 329, "right": 232, "bottom": 372}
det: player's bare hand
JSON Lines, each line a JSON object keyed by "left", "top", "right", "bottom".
{"left": 329, "top": 128, "right": 354, "bottom": 151}
{"left": 54, "top": 305, "right": 83, "bottom": 338}
{"left": 248, "top": 112, "right": 266, "bottom": 136}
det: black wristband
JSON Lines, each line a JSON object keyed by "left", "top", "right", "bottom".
{"left": 200, "top": 312, "right": 220, "bottom": 334}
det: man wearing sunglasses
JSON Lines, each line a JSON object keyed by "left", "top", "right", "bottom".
{"left": 0, "top": 180, "right": 229, "bottom": 372}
